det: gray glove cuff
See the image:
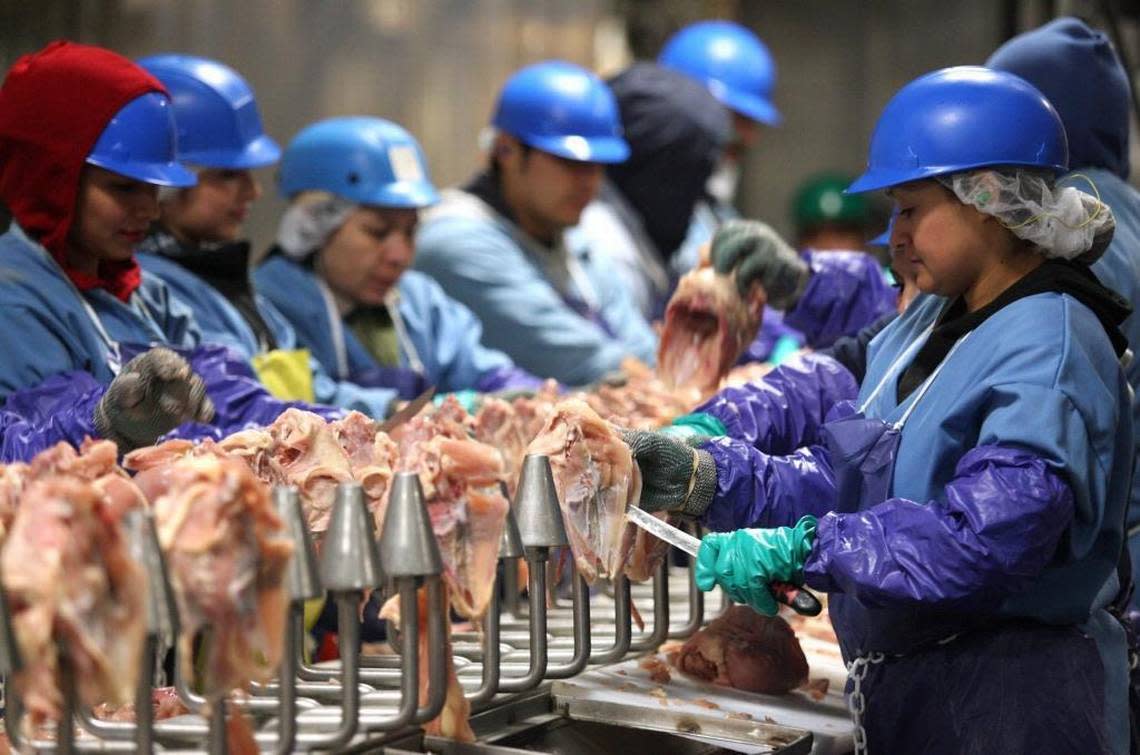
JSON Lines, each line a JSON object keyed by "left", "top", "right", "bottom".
{"left": 679, "top": 449, "right": 717, "bottom": 518}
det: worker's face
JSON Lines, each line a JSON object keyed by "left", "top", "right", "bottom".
{"left": 319, "top": 206, "right": 418, "bottom": 307}
{"left": 887, "top": 241, "right": 921, "bottom": 314}
{"left": 724, "top": 112, "right": 761, "bottom": 162}
{"left": 497, "top": 136, "right": 603, "bottom": 238}
{"left": 71, "top": 165, "right": 160, "bottom": 262}
{"left": 161, "top": 168, "right": 262, "bottom": 244}
{"left": 889, "top": 181, "right": 994, "bottom": 300}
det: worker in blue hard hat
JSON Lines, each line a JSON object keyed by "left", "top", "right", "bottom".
{"left": 135, "top": 55, "right": 437, "bottom": 418}
{"left": 414, "top": 60, "right": 657, "bottom": 386}
{"left": 658, "top": 20, "right": 778, "bottom": 264}
{"left": 659, "top": 22, "right": 894, "bottom": 364}
{"left": 255, "top": 116, "right": 540, "bottom": 411}
{"left": 625, "top": 66, "right": 1128, "bottom": 752}
{"left": 988, "top": 20, "right": 1140, "bottom": 632}
{"left": 0, "top": 41, "right": 342, "bottom": 459}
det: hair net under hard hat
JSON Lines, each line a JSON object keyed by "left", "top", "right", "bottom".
{"left": 275, "top": 191, "right": 355, "bottom": 260}
{"left": 935, "top": 169, "right": 1115, "bottom": 264}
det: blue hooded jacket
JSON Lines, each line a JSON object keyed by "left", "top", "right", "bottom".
{"left": 988, "top": 17, "right": 1130, "bottom": 180}
{"left": 989, "top": 18, "right": 1140, "bottom": 621}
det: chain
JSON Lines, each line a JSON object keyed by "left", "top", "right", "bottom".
{"left": 846, "top": 651, "right": 886, "bottom": 754}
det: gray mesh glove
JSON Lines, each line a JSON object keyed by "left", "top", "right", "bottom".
{"left": 621, "top": 429, "right": 717, "bottom": 517}
{"left": 711, "top": 219, "right": 810, "bottom": 309}
{"left": 94, "top": 347, "right": 215, "bottom": 452}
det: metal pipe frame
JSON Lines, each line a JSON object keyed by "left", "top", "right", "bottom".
{"left": 589, "top": 575, "right": 632, "bottom": 664}
{"left": 465, "top": 569, "right": 502, "bottom": 705}
{"left": 358, "top": 577, "right": 420, "bottom": 732}
{"left": 497, "top": 549, "right": 549, "bottom": 692}
{"left": 542, "top": 573, "right": 590, "bottom": 679}
{"left": 291, "top": 591, "right": 361, "bottom": 750}
{"left": 74, "top": 632, "right": 160, "bottom": 749}
{"left": 274, "top": 602, "right": 301, "bottom": 755}
{"left": 667, "top": 556, "right": 704, "bottom": 639}
{"left": 412, "top": 576, "right": 448, "bottom": 725}
{"left": 629, "top": 558, "right": 670, "bottom": 652}
{"left": 207, "top": 697, "right": 227, "bottom": 755}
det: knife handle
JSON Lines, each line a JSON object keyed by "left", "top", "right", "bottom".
{"left": 771, "top": 581, "right": 823, "bottom": 616}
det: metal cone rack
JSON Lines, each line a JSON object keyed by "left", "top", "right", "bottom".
{"left": 0, "top": 453, "right": 720, "bottom": 753}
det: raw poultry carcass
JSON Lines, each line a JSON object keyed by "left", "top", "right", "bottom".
{"left": 265, "top": 409, "right": 356, "bottom": 535}
{"left": 1, "top": 476, "right": 147, "bottom": 727}
{"left": 525, "top": 400, "right": 644, "bottom": 584}
{"left": 674, "top": 606, "right": 808, "bottom": 694}
{"left": 473, "top": 397, "right": 529, "bottom": 497}
{"left": 393, "top": 397, "right": 509, "bottom": 620}
{"left": 331, "top": 411, "right": 399, "bottom": 515}
{"left": 657, "top": 266, "right": 766, "bottom": 394}
{"left": 382, "top": 398, "right": 510, "bottom": 742}
{"left": 144, "top": 456, "right": 292, "bottom": 699}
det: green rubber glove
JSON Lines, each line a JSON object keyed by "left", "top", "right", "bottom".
{"left": 670, "top": 412, "right": 728, "bottom": 440}
{"left": 433, "top": 389, "right": 480, "bottom": 413}
{"left": 695, "top": 516, "right": 818, "bottom": 616}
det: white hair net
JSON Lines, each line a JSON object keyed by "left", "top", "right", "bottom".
{"left": 936, "top": 169, "right": 1115, "bottom": 264}
{"left": 275, "top": 191, "right": 355, "bottom": 260}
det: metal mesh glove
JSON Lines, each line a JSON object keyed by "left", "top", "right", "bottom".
{"left": 695, "top": 516, "right": 817, "bottom": 615}
{"left": 94, "top": 347, "right": 215, "bottom": 452}
{"left": 621, "top": 429, "right": 717, "bottom": 517}
{"left": 711, "top": 219, "right": 809, "bottom": 309}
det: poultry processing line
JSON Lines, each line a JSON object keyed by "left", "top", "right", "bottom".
{"left": 0, "top": 456, "right": 742, "bottom": 755}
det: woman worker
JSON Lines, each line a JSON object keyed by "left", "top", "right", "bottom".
{"left": 626, "top": 67, "right": 1129, "bottom": 753}
{"left": 0, "top": 41, "right": 336, "bottom": 455}
{"left": 135, "top": 55, "right": 430, "bottom": 415}
{"left": 256, "top": 117, "right": 540, "bottom": 406}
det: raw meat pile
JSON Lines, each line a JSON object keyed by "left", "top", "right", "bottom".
{"left": 673, "top": 606, "right": 809, "bottom": 695}
{"left": 578, "top": 359, "right": 702, "bottom": 430}
{"left": 657, "top": 267, "right": 767, "bottom": 393}
{"left": 0, "top": 441, "right": 148, "bottom": 728}
{"left": 126, "top": 409, "right": 399, "bottom": 541}
{"left": 135, "top": 455, "right": 293, "bottom": 699}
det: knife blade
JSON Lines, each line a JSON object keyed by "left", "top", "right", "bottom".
{"left": 378, "top": 387, "right": 436, "bottom": 433}
{"left": 625, "top": 506, "right": 822, "bottom": 617}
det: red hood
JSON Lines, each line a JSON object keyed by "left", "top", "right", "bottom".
{"left": 0, "top": 41, "right": 167, "bottom": 301}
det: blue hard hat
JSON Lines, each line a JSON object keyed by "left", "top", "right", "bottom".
{"left": 138, "top": 54, "right": 281, "bottom": 170}
{"left": 658, "top": 20, "right": 780, "bottom": 126}
{"left": 278, "top": 116, "right": 439, "bottom": 208}
{"left": 848, "top": 66, "right": 1068, "bottom": 194}
{"left": 491, "top": 60, "right": 630, "bottom": 164}
{"left": 86, "top": 92, "right": 197, "bottom": 187}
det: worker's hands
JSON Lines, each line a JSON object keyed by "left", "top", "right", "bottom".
{"left": 94, "top": 347, "right": 214, "bottom": 452}
{"left": 695, "top": 516, "right": 817, "bottom": 616}
{"left": 711, "top": 219, "right": 809, "bottom": 310}
{"left": 621, "top": 429, "right": 717, "bottom": 516}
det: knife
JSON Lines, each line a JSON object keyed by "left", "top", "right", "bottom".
{"left": 378, "top": 387, "right": 436, "bottom": 433}
{"left": 625, "top": 505, "right": 822, "bottom": 617}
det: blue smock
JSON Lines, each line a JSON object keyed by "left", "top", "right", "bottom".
{"left": 415, "top": 188, "right": 658, "bottom": 385}
{"left": 0, "top": 225, "right": 329, "bottom": 452}
{"left": 139, "top": 250, "right": 423, "bottom": 418}
{"left": 702, "top": 292, "right": 1131, "bottom": 752}
{"left": 255, "top": 254, "right": 535, "bottom": 398}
